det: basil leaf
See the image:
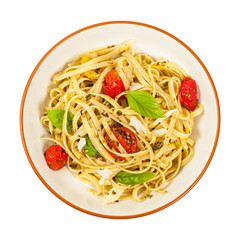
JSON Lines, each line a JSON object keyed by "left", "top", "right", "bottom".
{"left": 127, "top": 91, "right": 165, "bottom": 119}
{"left": 47, "top": 109, "right": 74, "bottom": 133}
{"left": 83, "top": 135, "right": 100, "bottom": 158}
{"left": 115, "top": 171, "right": 156, "bottom": 185}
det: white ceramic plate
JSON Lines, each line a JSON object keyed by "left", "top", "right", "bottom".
{"left": 20, "top": 21, "right": 220, "bottom": 219}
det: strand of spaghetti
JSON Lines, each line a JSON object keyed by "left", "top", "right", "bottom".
{"left": 89, "top": 66, "right": 113, "bottom": 93}
{"left": 40, "top": 137, "right": 65, "bottom": 149}
{"left": 168, "top": 77, "right": 179, "bottom": 107}
{"left": 164, "top": 62, "right": 187, "bottom": 80}
{"left": 115, "top": 57, "right": 131, "bottom": 89}
{"left": 132, "top": 64, "right": 151, "bottom": 87}
{"left": 132, "top": 185, "right": 151, "bottom": 202}
{"left": 89, "top": 93, "right": 122, "bottom": 109}
{"left": 53, "top": 62, "right": 113, "bottom": 82}
{"left": 123, "top": 51, "right": 152, "bottom": 85}
{"left": 100, "top": 117, "right": 127, "bottom": 154}
{"left": 181, "top": 146, "right": 194, "bottom": 167}
{"left": 77, "top": 173, "right": 101, "bottom": 195}
{"left": 143, "top": 166, "right": 166, "bottom": 191}
{"left": 154, "top": 110, "right": 179, "bottom": 159}
{"left": 87, "top": 39, "right": 134, "bottom": 56}
{"left": 65, "top": 46, "right": 128, "bottom": 72}
{"left": 147, "top": 65, "right": 156, "bottom": 97}
{"left": 81, "top": 115, "right": 116, "bottom": 163}
{"left": 190, "top": 104, "right": 204, "bottom": 118}
{"left": 165, "top": 150, "right": 182, "bottom": 181}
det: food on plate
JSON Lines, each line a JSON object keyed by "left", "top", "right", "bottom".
{"left": 179, "top": 77, "right": 199, "bottom": 111}
{"left": 44, "top": 145, "right": 68, "bottom": 170}
{"left": 105, "top": 126, "right": 137, "bottom": 160}
{"left": 41, "top": 40, "right": 203, "bottom": 204}
{"left": 103, "top": 69, "right": 125, "bottom": 99}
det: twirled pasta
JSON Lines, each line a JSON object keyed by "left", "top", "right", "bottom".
{"left": 41, "top": 40, "right": 203, "bottom": 204}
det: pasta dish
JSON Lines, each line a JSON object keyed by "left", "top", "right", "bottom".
{"left": 41, "top": 40, "right": 203, "bottom": 204}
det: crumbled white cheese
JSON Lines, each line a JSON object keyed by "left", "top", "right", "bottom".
{"left": 129, "top": 116, "right": 147, "bottom": 135}
{"left": 97, "top": 169, "right": 113, "bottom": 185}
{"left": 153, "top": 128, "right": 168, "bottom": 137}
{"left": 77, "top": 138, "right": 86, "bottom": 152}
{"left": 154, "top": 109, "right": 177, "bottom": 125}
{"left": 129, "top": 82, "right": 144, "bottom": 91}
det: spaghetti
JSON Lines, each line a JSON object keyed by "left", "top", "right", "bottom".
{"left": 41, "top": 40, "right": 203, "bottom": 204}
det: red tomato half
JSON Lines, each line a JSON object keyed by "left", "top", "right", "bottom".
{"left": 103, "top": 69, "right": 125, "bottom": 99}
{"left": 44, "top": 145, "right": 68, "bottom": 171}
{"left": 105, "top": 127, "right": 137, "bottom": 160}
{"left": 179, "top": 77, "right": 199, "bottom": 111}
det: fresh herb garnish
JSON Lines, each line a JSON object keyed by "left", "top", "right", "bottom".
{"left": 47, "top": 109, "right": 74, "bottom": 132}
{"left": 126, "top": 91, "right": 165, "bottom": 119}
{"left": 83, "top": 135, "right": 101, "bottom": 158}
{"left": 115, "top": 171, "right": 156, "bottom": 185}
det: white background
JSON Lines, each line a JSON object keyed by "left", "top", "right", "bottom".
{"left": 1, "top": 0, "right": 239, "bottom": 239}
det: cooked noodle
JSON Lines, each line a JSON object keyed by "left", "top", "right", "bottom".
{"left": 41, "top": 40, "right": 203, "bottom": 204}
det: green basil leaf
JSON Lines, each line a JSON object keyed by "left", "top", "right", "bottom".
{"left": 83, "top": 135, "right": 100, "bottom": 158}
{"left": 47, "top": 109, "right": 74, "bottom": 133}
{"left": 127, "top": 91, "right": 165, "bottom": 119}
{"left": 115, "top": 171, "right": 156, "bottom": 185}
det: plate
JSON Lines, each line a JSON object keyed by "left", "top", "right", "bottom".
{"left": 20, "top": 21, "right": 220, "bottom": 219}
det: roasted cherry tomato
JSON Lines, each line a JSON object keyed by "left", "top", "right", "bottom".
{"left": 179, "top": 77, "right": 199, "bottom": 111}
{"left": 103, "top": 69, "right": 125, "bottom": 99}
{"left": 105, "top": 127, "right": 137, "bottom": 160}
{"left": 44, "top": 145, "right": 68, "bottom": 171}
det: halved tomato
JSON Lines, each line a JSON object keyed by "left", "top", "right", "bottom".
{"left": 105, "top": 127, "right": 137, "bottom": 160}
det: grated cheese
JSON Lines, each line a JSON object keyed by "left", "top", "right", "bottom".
{"left": 97, "top": 169, "right": 113, "bottom": 185}
{"left": 129, "top": 116, "right": 147, "bottom": 135}
{"left": 154, "top": 109, "right": 177, "bottom": 125}
{"left": 153, "top": 128, "right": 168, "bottom": 137}
{"left": 129, "top": 82, "right": 144, "bottom": 91}
{"left": 77, "top": 138, "right": 86, "bottom": 152}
